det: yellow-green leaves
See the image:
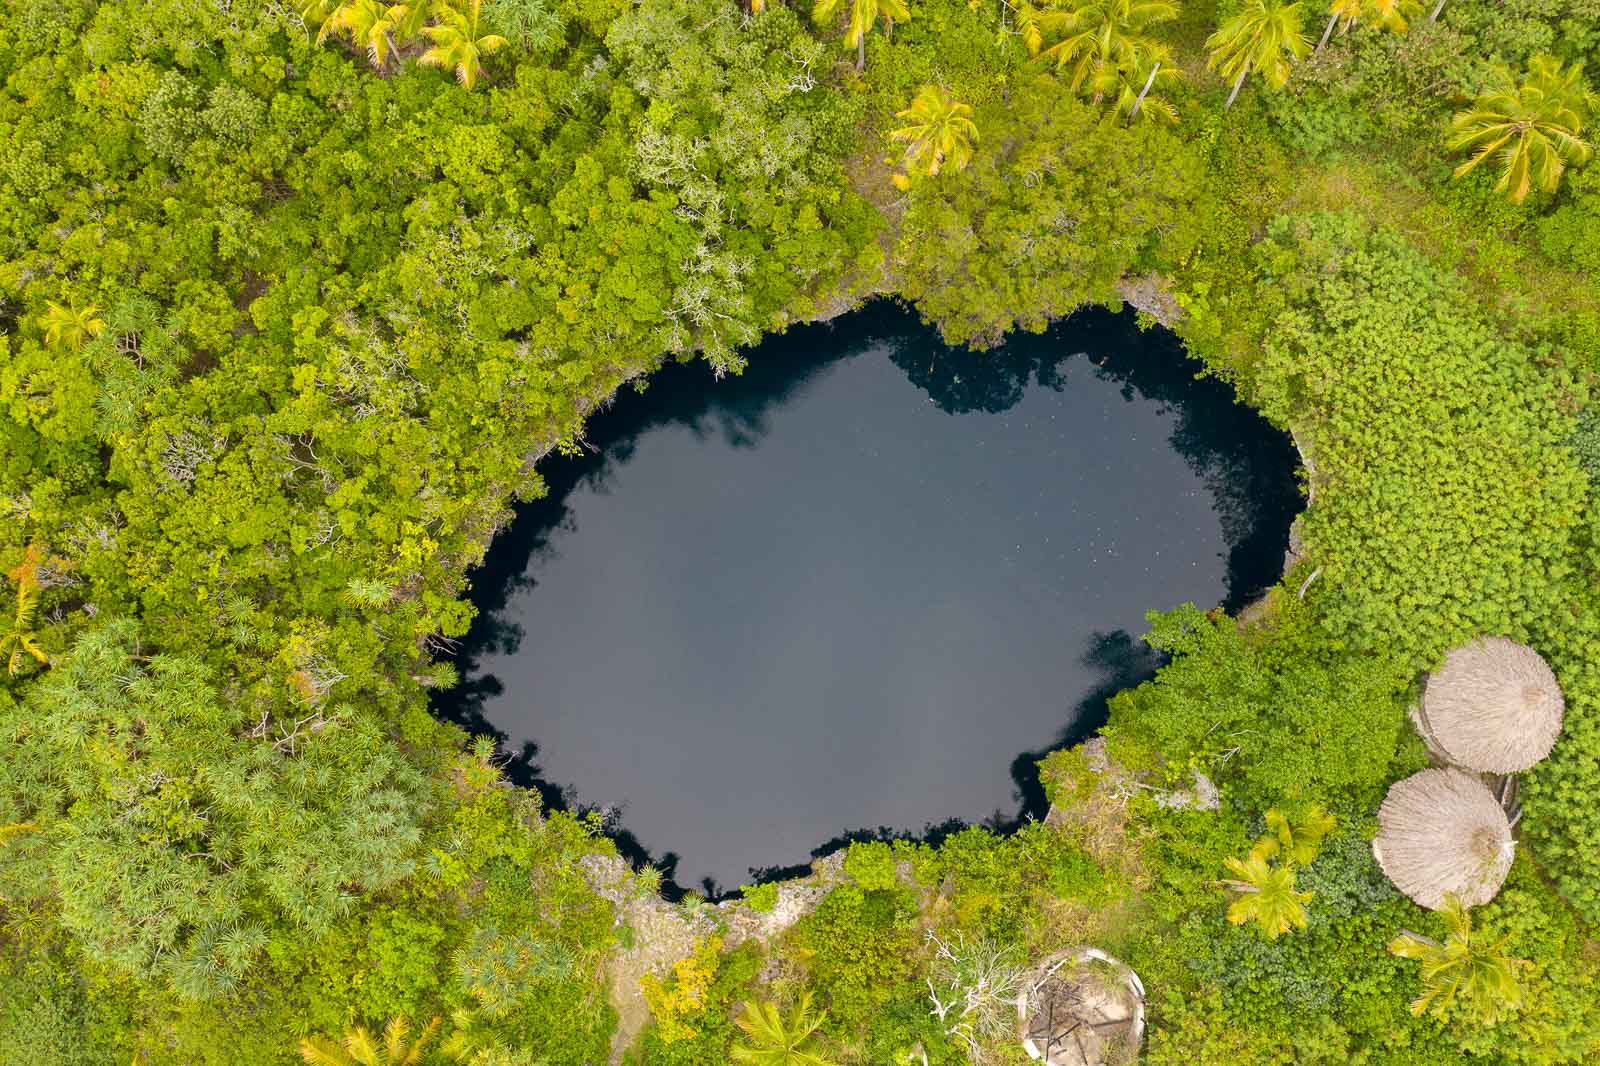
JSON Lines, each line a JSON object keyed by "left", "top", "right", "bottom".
{"left": 1221, "top": 852, "right": 1313, "bottom": 938}
{"left": 421, "top": 0, "right": 509, "bottom": 89}
{"left": 1448, "top": 54, "right": 1594, "bottom": 204}
{"left": 39, "top": 301, "right": 105, "bottom": 352}
{"left": 1205, "top": 0, "right": 1311, "bottom": 108}
{"left": 889, "top": 85, "right": 977, "bottom": 185}
{"left": 1387, "top": 895, "right": 1527, "bottom": 1025}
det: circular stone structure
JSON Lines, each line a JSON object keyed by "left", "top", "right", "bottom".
{"left": 1017, "top": 948, "right": 1145, "bottom": 1066}
{"left": 1372, "top": 767, "right": 1515, "bottom": 909}
{"left": 1417, "top": 636, "right": 1564, "bottom": 773}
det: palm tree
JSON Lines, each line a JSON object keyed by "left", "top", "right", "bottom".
{"left": 1020, "top": 0, "right": 1178, "bottom": 98}
{"left": 299, "top": 0, "right": 341, "bottom": 36}
{"left": 299, "top": 1017, "right": 442, "bottom": 1066}
{"left": 1447, "top": 54, "right": 1594, "bottom": 203}
{"left": 811, "top": 0, "right": 909, "bottom": 71}
{"left": 1256, "top": 805, "right": 1337, "bottom": 866}
{"left": 889, "top": 85, "right": 978, "bottom": 183}
{"left": 1316, "top": 0, "right": 1416, "bottom": 49}
{"left": 1388, "top": 895, "right": 1527, "bottom": 1025}
{"left": 420, "top": 0, "right": 509, "bottom": 89}
{"left": 1205, "top": 0, "right": 1312, "bottom": 109}
{"left": 1219, "top": 853, "right": 1312, "bottom": 938}
{"left": 731, "top": 995, "right": 837, "bottom": 1066}
{"left": 39, "top": 301, "right": 105, "bottom": 352}
{"left": 1092, "top": 49, "right": 1182, "bottom": 123}
{"left": 2, "top": 545, "right": 48, "bottom": 676}
{"left": 320, "top": 0, "right": 403, "bottom": 69}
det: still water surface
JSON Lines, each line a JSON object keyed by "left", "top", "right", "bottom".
{"left": 438, "top": 303, "right": 1299, "bottom": 893}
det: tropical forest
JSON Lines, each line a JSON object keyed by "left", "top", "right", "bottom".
{"left": 2, "top": 0, "right": 1600, "bottom": 1061}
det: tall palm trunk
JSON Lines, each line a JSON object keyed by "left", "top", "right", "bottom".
{"left": 1428, "top": 0, "right": 1445, "bottom": 20}
{"left": 1317, "top": 10, "right": 1338, "bottom": 49}
{"left": 857, "top": 33, "right": 865, "bottom": 70}
{"left": 1224, "top": 64, "right": 1249, "bottom": 109}
{"left": 1129, "top": 61, "right": 1160, "bottom": 121}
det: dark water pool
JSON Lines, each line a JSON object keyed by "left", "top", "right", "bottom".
{"left": 436, "top": 302, "right": 1299, "bottom": 894}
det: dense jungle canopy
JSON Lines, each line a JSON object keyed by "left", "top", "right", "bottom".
{"left": 2, "top": 0, "right": 1600, "bottom": 1062}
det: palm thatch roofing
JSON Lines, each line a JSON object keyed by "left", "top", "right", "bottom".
{"left": 1418, "top": 636, "right": 1564, "bottom": 773}
{"left": 1017, "top": 948, "right": 1144, "bottom": 1066}
{"left": 1372, "top": 768, "right": 1515, "bottom": 910}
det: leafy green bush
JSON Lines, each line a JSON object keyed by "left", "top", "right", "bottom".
{"left": 1249, "top": 212, "right": 1588, "bottom": 666}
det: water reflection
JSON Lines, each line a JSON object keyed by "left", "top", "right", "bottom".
{"left": 434, "top": 301, "right": 1299, "bottom": 897}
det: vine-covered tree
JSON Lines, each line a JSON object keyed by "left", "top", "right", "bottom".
{"left": 4, "top": 624, "right": 431, "bottom": 999}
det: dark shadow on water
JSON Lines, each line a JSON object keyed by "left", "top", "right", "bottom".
{"left": 432, "top": 299, "right": 1300, "bottom": 900}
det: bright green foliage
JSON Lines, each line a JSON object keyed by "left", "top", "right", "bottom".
{"left": 1105, "top": 602, "right": 1411, "bottom": 808}
{"left": 1018, "top": 0, "right": 1178, "bottom": 96}
{"left": 1206, "top": 0, "right": 1313, "bottom": 107}
{"left": 789, "top": 885, "right": 918, "bottom": 1030}
{"left": 888, "top": 85, "right": 978, "bottom": 183}
{"left": 894, "top": 82, "right": 1203, "bottom": 346}
{"left": 1220, "top": 852, "right": 1313, "bottom": 938}
{"left": 0, "top": 625, "right": 429, "bottom": 999}
{"left": 1448, "top": 54, "right": 1595, "bottom": 203}
{"left": 842, "top": 840, "right": 899, "bottom": 891}
{"left": 1388, "top": 896, "right": 1527, "bottom": 1025}
{"left": 298, "top": 1016, "right": 442, "bottom": 1066}
{"left": 741, "top": 882, "right": 781, "bottom": 912}
{"left": 730, "top": 995, "right": 836, "bottom": 1066}
{"left": 1249, "top": 213, "right": 1587, "bottom": 663}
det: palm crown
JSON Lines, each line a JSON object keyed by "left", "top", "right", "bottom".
{"left": 1388, "top": 895, "right": 1527, "bottom": 1025}
{"left": 889, "top": 85, "right": 979, "bottom": 181}
{"left": 421, "top": 0, "right": 510, "bottom": 89}
{"left": 298, "top": 1016, "right": 442, "bottom": 1066}
{"left": 40, "top": 301, "right": 105, "bottom": 352}
{"left": 1447, "top": 54, "right": 1595, "bottom": 203}
{"left": 1221, "top": 852, "right": 1313, "bottom": 938}
{"left": 1021, "top": 0, "right": 1179, "bottom": 96}
{"left": 1206, "top": 0, "right": 1311, "bottom": 107}
{"left": 811, "top": 0, "right": 909, "bottom": 69}
{"left": 730, "top": 995, "right": 838, "bottom": 1066}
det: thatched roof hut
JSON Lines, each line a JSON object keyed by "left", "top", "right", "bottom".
{"left": 1418, "top": 636, "right": 1564, "bottom": 773}
{"left": 1017, "top": 948, "right": 1144, "bottom": 1066}
{"left": 1372, "top": 768, "right": 1515, "bottom": 909}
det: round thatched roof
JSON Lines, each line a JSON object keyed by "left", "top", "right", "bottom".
{"left": 1017, "top": 948, "right": 1144, "bottom": 1066}
{"left": 1372, "top": 768, "right": 1514, "bottom": 909}
{"left": 1419, "top": 636, "right": 1563, "bottom": 773}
